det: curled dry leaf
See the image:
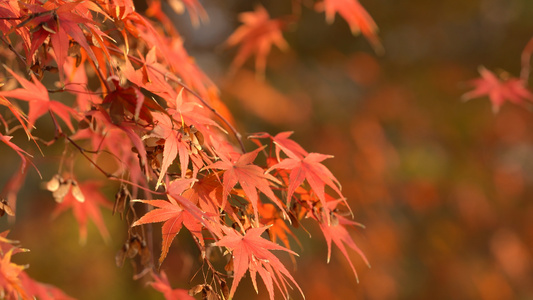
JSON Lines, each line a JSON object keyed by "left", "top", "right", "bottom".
{"left": 113, "top": 184, "right": 131, "bottom": 218}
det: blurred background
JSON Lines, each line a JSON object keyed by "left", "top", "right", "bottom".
{"left": 3, "top": 0, "right": 533, "bottom": 299}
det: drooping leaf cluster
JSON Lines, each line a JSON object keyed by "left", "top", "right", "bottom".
{"left": 0, "top": 0, "right": 375, "bottom": 299}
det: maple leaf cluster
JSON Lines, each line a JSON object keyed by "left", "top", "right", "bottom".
{"left": 0, "top": 0, "right": 377, "bottom": 299}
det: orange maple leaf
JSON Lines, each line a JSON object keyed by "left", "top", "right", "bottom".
{"left": 268, "top": 152, "right": 347, "bottom": 224}
{"left": 250, "top": 131, "right": 308, "bottom": 161}
{"left": 0, "top": 67, "right": 77, "bottom": 132}
{"left": 225, "top": 6, "right": 289, "bottom": 77}
{"left": 463, "top": 66, "right": 533, "bottom": 112}
{"left": 258, "top": 203, "right": 301, "bottom": 258}
{"left": 144, "top": 112, "right": 191, "bottom": 188}
{"left": 0, "top": 248, "right": 27, "bottom": 299}
{"left": 131, "top": 195, "right": 204, "bottom": 266}
{"left": 317, "top": 200, "right": 369, "bottom": 282}
{"left": 132, "top": 178, "right": 218, "bottom": 265}
{"left": 19, "top": 1, "right": 107, "bottom": 78}
{"left": 205, "top": 147, "right": 286, "bottom": 225}
{"left": 214, "top": 226, "right": 303, "bottom": 300}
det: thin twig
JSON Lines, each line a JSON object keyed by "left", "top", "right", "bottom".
{"left": 0, "top": 34, "right": 26, "bottom": 65}
{"left": 47, "top": 111, "right": 165, "bottom": 195}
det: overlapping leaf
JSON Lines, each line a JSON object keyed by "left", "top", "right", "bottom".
{"left": 0, "top": 67, "right": 77, "bottom": 131}
{"left": 144, "top": 112, "right": 190, "bottom": 188}
{"left": 20, "top": 1, "right": 106, "bottom": 76}
{"left": 258, "top": 203, "right": 301, "bottom": 259}
{"left": 268, "top": 151, "right": 346, "bottom": 224}
{"left": 132, "top": 179, "right": 205, "bottom": 265}
{"left": 205, "top": 147, "right": 286, "bottom": 225}
{"left": 215, "top": 226, "right": 303, "bottom": 300}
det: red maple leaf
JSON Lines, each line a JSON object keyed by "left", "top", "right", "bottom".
{"left": 122, "top": 47, "right": 176, "bottom": 100}
{"left": 182, "top": 173, "right": 240, "bottom": 222}
{"left": 19, "top": 1, "right": 106, "bottom": 77}
{"left": 463, "top": 66, "right": 533, "bottom": 112}
{"left": 0, "top": 231, "right": 27, "bottom": 257}
{"left": 268, "top": 152, "right": 346, "bottom": 224}
{"left": 250, "top": 131, "right": 308, "bottom": 160}
{"left": 205, "top": 147, "right": 286, "bottom": 225}
{"left": 225, "top": 6, "right": 289, "bottom": 77}
{"left": 150, "top": 271, "right": 195, "bottom": 300}
{"left": 0, "top": 67, "right": 77, "bottom": 132}
{"left": 259, "top": 203, "right": 301, "bottom": 251}
{"left": 315, "top": 0, "right": 382, "bottom": 52}
{"left": 0, "top": 0, "right": 19, "bottom": 34}
{"left": 214, "top": 226, "right": 303, "bottom": 300}
{"left": 316, "top": 200, "right": 369, "bottom": 282}
{"left": 132, "top": 180, "right": 205, "bottom": 265}
{"left": 117, "top": 10, "right": 214, "bottom": 97}
{"left": 168, "top": 88, "right": 222, "bottom": 132}
{"left": 52, "top": 180, "right": 112, "bottom": 244}
{"left": 144, "top": 112, "right": 191, "bottom": 188}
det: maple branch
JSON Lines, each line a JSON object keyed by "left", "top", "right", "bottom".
{"left": 47, "top": 111, "right": 165, "bottom": 195}
{"left": 47, "top": 86, "right": 105, "bottom": 96}
{"left": 106, "top": 46, "right": 246, "bottom": 153}
{"left": 0, "top": 34, "right": 26, "bottom": 65}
